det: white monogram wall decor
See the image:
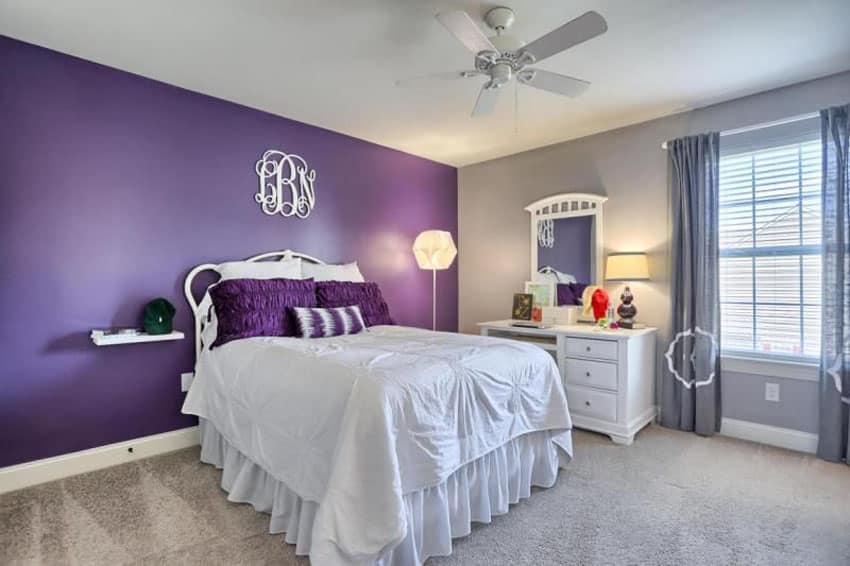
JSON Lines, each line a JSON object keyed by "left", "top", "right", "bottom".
{"left": 537, "top": 218, "right": 555, "bottom": 248}
{"left": 254, "top": 150, "right": 316, "bottom": 218}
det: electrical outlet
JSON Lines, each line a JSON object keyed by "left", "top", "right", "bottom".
{"left": 765, "top": 382, "right": 780, "bottom": 402}
{"left": 181, "top": 372, "right": 194, "bottom": 393}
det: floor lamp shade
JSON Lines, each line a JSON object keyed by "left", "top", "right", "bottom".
{"left": 413, "top": 230, "right": 457, "bottom": 270}
{"left": 413, "top": 230, "right": 457, "bottom": 331}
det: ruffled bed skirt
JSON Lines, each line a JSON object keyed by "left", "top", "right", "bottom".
{"left": 199, "top": 419, "right": 569, "bottom": 565}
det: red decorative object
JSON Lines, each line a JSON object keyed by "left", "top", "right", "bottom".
{"left": 531, "top": 306, "right": 543, "bottom": 322}
{"left": 591, "top": 288, "right": 610, "bottom": 321}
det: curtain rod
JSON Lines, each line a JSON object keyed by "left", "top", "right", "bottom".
{"left": 660, "top": 111, "right": 819, "bottom": 150}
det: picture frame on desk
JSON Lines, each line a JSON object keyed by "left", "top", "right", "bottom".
{"left": 524, "top": 281, "right": 555, "bottom": 322}
{"left": 512, "top": 293, "right": 533, "bottom": 321}
{"left": 524, "top": 281, "right": 555, "bottom": 307}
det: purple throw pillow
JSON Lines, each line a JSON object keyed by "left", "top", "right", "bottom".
{"left": 210, "top": 278, "right": 317, "bottom": 348}
{"left": 291, "top": 305, "right": 367, "bottom": 338}
{"left": 557, "top": 283, "right": 577, "bottom": 306}
{"left": 315, "top": 281, "right": 395, "bottom": 327}
{"left": 570, "top": 282, "right": 588, "bottom": 305}
{"left": 556, "top": 282, "right": 589, "bottom": 306}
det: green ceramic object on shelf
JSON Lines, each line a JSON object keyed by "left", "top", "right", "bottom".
{"left": 143, "top": 298, "right": 176, "bottom": 335}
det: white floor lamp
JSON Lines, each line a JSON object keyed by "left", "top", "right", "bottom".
{"left": 413, "top": 230, "right": 457, "bottom": 331}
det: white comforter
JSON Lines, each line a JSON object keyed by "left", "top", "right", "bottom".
{"left": 182, "top": 325, "right": 572, "bottom": 565}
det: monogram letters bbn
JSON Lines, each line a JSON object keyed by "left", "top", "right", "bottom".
{"left": 254, "top": 150, "right": 316, "bottom": 218}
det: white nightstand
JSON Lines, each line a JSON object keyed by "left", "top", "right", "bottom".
{"left": 478, "top": 320, "right": 657, "bottom": 445}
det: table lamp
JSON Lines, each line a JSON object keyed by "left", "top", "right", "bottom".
{"left": 605, "top": 253, "right": 649, "bottom": 329}
{"left": 413, "top": 230, "right": 457, "bottom": 330}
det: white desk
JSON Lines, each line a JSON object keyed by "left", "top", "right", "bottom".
{"left": 478, "top": 320, "right": 657, "bottom": 445}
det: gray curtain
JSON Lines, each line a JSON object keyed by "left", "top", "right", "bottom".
{"left": 818, "top": 104, "right": 850, "bottom": 463}
{"left": 661, "top": 133, "right": 722, "bottom": 435}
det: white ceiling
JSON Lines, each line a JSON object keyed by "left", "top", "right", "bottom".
{"left": 2, "top": 0, "right": 849, "bottom": 166}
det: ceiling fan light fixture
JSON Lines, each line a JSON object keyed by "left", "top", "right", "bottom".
{"left": 490, "top": 62, "right": 512, "bottom": 87}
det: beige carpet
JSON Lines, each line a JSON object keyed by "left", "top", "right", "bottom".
{"left": 2, "top": 425, "right": 849, "bottom": 565}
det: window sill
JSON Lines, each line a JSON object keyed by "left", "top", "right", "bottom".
{"left": 721, "top": 354, "right": 819, "bottom": 382}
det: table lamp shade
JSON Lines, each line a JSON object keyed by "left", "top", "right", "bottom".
{"left": 606, "top": 253, "right": 649, "bottom": 281}
{"left": 413, "top": 230, "right": 457, "bottom": 270}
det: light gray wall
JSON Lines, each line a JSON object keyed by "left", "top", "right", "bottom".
{"left": 458, "top": 70, "right": 850, "bottom": 433}
{"left": 722, "top": 371, "right": 819, "bottom": 433}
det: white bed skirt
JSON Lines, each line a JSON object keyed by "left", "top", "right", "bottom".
{"left": 199, "top": 419, "right": 570, "bottom": 565}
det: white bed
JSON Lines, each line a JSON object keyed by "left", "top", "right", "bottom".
{"left": 181, "top": 250, "right": 573, "bottom": 566}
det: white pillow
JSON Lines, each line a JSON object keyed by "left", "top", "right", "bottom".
{"left": 301, "top": 261, "right": 365, "bottom": 282}
{"left": 535, "top": 266, "right": 577, "bottom": 284}
{"left": 533, "top": 269, "right": 560, "bottom": 285}
{"left": 216, "top": 257, "right": 303, "bottom": 281}
{"left": 553, "top": 269, "right": 577, "bottom": 284}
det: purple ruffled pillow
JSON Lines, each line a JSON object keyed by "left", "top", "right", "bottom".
{"left": 291, "top": 305, "right": 367, "bottom": 338}
{"left": 557, "top": 282, "right": 589, "bottom": 306}
{"left": 315, "top": 281, "right": 395, "bottom": 327}
{"left": 210, "top": 278, "right": 317, "bottom": 348}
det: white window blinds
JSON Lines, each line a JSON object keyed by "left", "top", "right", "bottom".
{"left": 718, "top": 119, "right": 821, "bottom": 360}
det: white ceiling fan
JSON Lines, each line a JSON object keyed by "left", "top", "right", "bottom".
{"left": 397, "top": 7, "right": 608, "bottom": 118}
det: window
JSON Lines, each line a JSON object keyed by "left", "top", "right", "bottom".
{"left": 718, "top": 124, "right": 821, "bottom": 361}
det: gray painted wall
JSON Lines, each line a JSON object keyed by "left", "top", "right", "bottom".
{"left": 458, "top": 70, "right": 850, "bottom": 433}
{"left": 722, "top": 371, "right": 819, "bottom": 433}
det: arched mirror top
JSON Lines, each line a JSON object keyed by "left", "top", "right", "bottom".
{"left": 524, "top": 193, "right": 609, "bottom": 219}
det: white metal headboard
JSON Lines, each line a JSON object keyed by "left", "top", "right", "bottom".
{"left": 525, "top": 193, "right": 608, "bottom": 284}
{"left": 183, "top": 249, "right": 326, "bottom": 360}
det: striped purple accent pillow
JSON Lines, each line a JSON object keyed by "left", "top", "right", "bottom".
{"left": 291, "top": 305, "right": 367, "bottom": 338}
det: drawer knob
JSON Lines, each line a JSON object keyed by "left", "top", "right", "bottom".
{"left": 586, "top": 346, "right": 591, "bottom": 352}
{"left": 585, "top": 371, "right": 591, "bottom": 377}
{"left": 585, "top": 401, "right": 591, "bottom": 407}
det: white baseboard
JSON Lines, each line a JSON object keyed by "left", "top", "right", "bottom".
{"left": 0, "top": 426, "right": 200, "bottom": 495}
{"left": 720, "top": 418, "right": 818, "bottom": 454}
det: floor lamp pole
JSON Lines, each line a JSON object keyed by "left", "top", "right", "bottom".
{"left": 431, "top": 268, "right": 437, "bottom": 331}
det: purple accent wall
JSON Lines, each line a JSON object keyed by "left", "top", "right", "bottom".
{"left": 0, "top": 36, "right": 458, "bottom": 468}
{"left": 537, "top": 216, "right": 592, "bottom": 283}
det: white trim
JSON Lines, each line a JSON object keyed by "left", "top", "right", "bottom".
{"left": 721, "top": 355, "right": 819, "bottom": 382}
{"left": 0, "top": 426, "right": 199, "bottom": 494}
{"left": 720, "top": 418, "right": 818, "bottom": 454}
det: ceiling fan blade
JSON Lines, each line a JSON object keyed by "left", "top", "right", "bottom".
{"left": 436, "top": 11, "right": 497, "bottom": 55}
{"left": 472, "top": 84, "right": 501, "bottom": 117}
{"left": 519, "top": 69, "right": 590, "bottom": 98}
{"left": 519, "top": 11, "right": 607, "bottom": 64}
{"left": 395, "top": 71, "right": 481, "bottom": 88}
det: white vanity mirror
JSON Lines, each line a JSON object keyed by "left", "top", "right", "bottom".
{"left": 525, "top": 193, "right": 607, "bottom": 323}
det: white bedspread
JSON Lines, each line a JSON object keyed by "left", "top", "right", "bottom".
{"left": 182, "top": 325, "right": 572, "bottom": 565}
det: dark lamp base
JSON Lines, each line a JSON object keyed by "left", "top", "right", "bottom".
{"left": 617, "top": 285, "right": 638, "bottom": 330}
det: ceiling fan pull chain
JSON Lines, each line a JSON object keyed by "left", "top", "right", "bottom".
{"left": 514, "top": 80, "right": 519, "bottom": 135}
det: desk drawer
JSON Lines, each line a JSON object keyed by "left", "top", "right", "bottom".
{"left": 566, "top": 337, "right": 618, "bottom": 361}
{"left": 565, "top": 358, "right": 618, "bottom": 391}
{"left": 567, "top": 385, "right": 617, "bottom": 422}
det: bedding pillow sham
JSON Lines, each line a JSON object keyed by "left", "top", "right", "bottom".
{"left": 301, "top": 261, "right": 365, "bottom": 282}
{"left": 291, "top": 305, "right": 367, "bottom": 338}
{"left": 216, "top": 258, "right": 303, "bottom": 281}
{"left": 315, "top": 281, "right": 395, "bottom": 327}
{"left": 209, "top": 277, "right": 317, "bottom": 348}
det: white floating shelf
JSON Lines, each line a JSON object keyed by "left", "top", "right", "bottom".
{"left": 90, "top": 330, "right": 185, "bottom": 347}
